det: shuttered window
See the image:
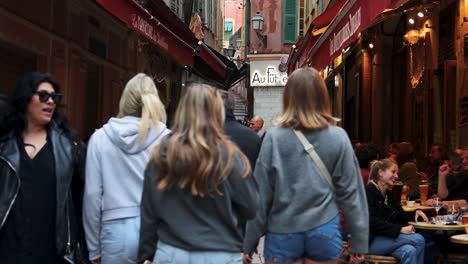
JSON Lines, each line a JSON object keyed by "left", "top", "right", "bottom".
{"left": 224, "top": 21, "right": 233, "bottom": 41}
{"left": 283, "top": 0, "right": 298, "bottom": 44}
{"left": 170, "top": 0, "right": 179, "bottom": 14}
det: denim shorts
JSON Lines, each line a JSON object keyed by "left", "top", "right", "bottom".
{"left": 264, "top": 214, "right": 342, "bottom": 263}
{"left": 153, "top": 241, "right": 242, "bottom": 264}
{"left": 101, "top": 216, "right": 140, "bottom": 264}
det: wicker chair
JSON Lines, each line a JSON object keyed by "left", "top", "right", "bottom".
{"left": 437, "top": 253, "right": 468, "bottom": 264}
{"left": 363, "top": 254, "right": 399, "bottom": 264}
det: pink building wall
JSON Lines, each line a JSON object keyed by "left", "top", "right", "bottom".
{"left": 250, "top": 0, "right": 293, "bottom": 54}
{"left": 225, "top": 0, "right": 244, "bottom": 33}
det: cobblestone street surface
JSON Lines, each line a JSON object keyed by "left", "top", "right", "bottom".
{"left": 251, "top": 237, "right": 265, "bottom": 264}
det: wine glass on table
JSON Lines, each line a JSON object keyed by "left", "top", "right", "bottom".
{"left": 433, "top": 198, "right": 442, "bottom": 218}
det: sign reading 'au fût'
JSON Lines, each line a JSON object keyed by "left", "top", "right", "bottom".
{"left": 250, "top": 60, "right": 288, "bottom": 87}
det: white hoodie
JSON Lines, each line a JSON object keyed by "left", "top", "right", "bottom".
{"left": 83, "top": 116, "right": 170, "bottom": 260}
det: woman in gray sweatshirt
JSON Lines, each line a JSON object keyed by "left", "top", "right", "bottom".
{"left": 83, "top": 73, "right": 170, "bottom": 264}
{"left": 138, "top": 83, "right": 258, "bottom": 264}
{"left": 244, "top": 68, "right": 369, "bottom": 264}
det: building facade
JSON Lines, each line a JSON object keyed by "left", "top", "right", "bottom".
{"left": 248, "top": 0, "right": 296, "bottom": 130}
{"left": 0, "top": 0, "right": 229, "bottom": 137}
{"left": 290, "top": 0, "right": 467, "bottom": 154}
{"left": 0, "top": 0, "right": 140, "bottom": 139}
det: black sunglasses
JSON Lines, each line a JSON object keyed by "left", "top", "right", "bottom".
{"left": 33, "top": 91, "right": 62, "bottom": 104}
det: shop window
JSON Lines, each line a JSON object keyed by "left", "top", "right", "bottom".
{"left": 283, "top": 0, "right": 298, "bottom": 44}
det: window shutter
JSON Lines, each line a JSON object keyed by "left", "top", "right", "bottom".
{"left": 171, "top": 0, "right": 179, "bottom": 14}
{"left": 199, "top": 0, "right": 205, "bottom": 24}
{"left": 224, "top": 21, "right": 233, "bottom": 41}
{"left": 283, "top": 0, "right": 298, "bottom": 44}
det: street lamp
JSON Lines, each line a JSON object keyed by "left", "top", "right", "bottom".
{"left": 252, "top": 12, "right": 264, "bottom": 31}
{"left": 224, "top": 44, "right": 236, "bottom": 58}
{"left": 252, "top": 11, "right": 267, "bottom": 47}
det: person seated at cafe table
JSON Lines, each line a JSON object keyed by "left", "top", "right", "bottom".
{"left": 367, "top": 159, "right": 429, "bottom": 264}
{"left": 396, "top": 142, "right": 421, "bottom": 195}
{"left": 423, "top": 147, "right": 468, "bottom": 207}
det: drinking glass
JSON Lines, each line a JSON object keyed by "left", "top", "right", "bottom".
{"left": 446, "top": 203, "right": 460, "bottom": 222}
{"left": 462, "top": 214, "right": 468, "bottom": 234}
{"left": 419, "top": 181, "right": 429, "bottom": 203}
{"left": 401, "top": 185, "right": 410, "bottom": 201}
{"left": 393, "top": 181, "right": 403, "bottom": 203}
{"left": 433, "top": 198, "right": 442, "bottom": 217}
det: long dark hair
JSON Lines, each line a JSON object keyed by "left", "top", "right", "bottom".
{"left": 0, "top": 72, "right": 78, "bottom": 141}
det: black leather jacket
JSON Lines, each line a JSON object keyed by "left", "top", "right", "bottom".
{"left": 0, "top": 123, "right": 88, "bottom": 263}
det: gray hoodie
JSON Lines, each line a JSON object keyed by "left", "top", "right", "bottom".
{"left": 83, "top": 116, "right": 170, "bottom": 260}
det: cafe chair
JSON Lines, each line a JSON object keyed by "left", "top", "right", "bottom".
{"left": 437, "top": 253, "right": 468, "bottom": 264}
{"left": 363, "top": 254, "right": 399, "bottom": 264}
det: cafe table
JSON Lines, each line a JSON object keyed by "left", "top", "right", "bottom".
{"left": 450, "top": 234, "right": 468, "bottom": 245}
{"left": 402, "top": 203, "right": 434, "bottom": 212}
{"left": 408, "top": 221, "right": 468, "bottom": 231}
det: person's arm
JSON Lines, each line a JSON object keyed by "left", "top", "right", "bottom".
{"left": 82, "top": 134, "right": 103, "bottom": 262}
{"left": 414, "top": 209, "right": 429, "bottom": 223}
{"left": 138, "top": 161, "right": 160, "bottom": 263}
{"left": 227, "top": 154, "right": 258, "bottom": 222}
{"left": 331, "top": 134, "right": 369, "bottom": 254}
{"left": 243, "top": 155, "right": 273, "bottom": 256}
{"left": 437, "top": 164, "right": 450, "bottom": 199}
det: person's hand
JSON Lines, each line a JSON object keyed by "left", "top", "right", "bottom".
{"left": 242, "top": 253, "right": 252, "bottom": 264}
{"left": 350, "top": 253, "right": 364, "bottom": 263}
{"left": 401, "top": 225, "right": 416, "bottom": 234}
{"left": 415, "top": 209, "right": 429, "bottom": 223}
{"left": 439, "top": 164, "right": 450, "bottom": 177}
{"left": 90, "top": 259, "right": 101, "bottom": 264}
{"left": 423, "top": 198, "right": 434, "bottom": 206}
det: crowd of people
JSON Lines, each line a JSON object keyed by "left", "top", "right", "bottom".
{"left": 0, "top": 69, "right": 466, "bottom": 264}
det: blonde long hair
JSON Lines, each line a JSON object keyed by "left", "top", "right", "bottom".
{"left": 151, "top": 83, "right": 251, "bottom": 196}
{"left": 117, "top": 73, "right": 167, "bottom": 141}
{"left": 275, "top": 68, "right": 336, "bottom": 130}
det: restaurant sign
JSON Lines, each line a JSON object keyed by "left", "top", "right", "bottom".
{"left": 307, "top": 0, "right": 395, "bottom": 71}
{"left": 131, "top": 14, "right": 169, "bottom": 50}
{"left": 96, "top": 0, "right": 194, "bottom": 67}
{"left": 329, "top": 7, "right": 361, "bottom": 57}
{"left": 250, "top": 60, "right": 288, "bottom": 87}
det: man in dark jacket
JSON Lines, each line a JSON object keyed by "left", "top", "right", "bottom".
{"left": 221, "top": 90, "right": 261, "bottom": 169}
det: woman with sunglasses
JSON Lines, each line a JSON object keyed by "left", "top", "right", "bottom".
{"left": 83, "top": 73, "right": 170, "bottom": 264}
{"left": 0, "top": 72, "right": 88, "bottom": 264}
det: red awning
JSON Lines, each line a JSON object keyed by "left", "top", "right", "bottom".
{"left": 305, "top": 0, "right": 399, "bottom": 70}
{"left": 96, "top": 0, "right": 227, "bottom": 79}
{"left": 287, "top": 0, "right": 347, "bottom": 74}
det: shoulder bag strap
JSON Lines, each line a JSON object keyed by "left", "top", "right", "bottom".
{"left": 293, "top": 129, "right": 335, "bottom": 191}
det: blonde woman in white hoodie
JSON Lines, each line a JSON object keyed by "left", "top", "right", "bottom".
{"left": 83, "top": 73, "right": 170, "bottom": 264}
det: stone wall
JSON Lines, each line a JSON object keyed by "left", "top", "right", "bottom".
{"left": 253, "top": 86, "right": 284, "bottom": 130}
